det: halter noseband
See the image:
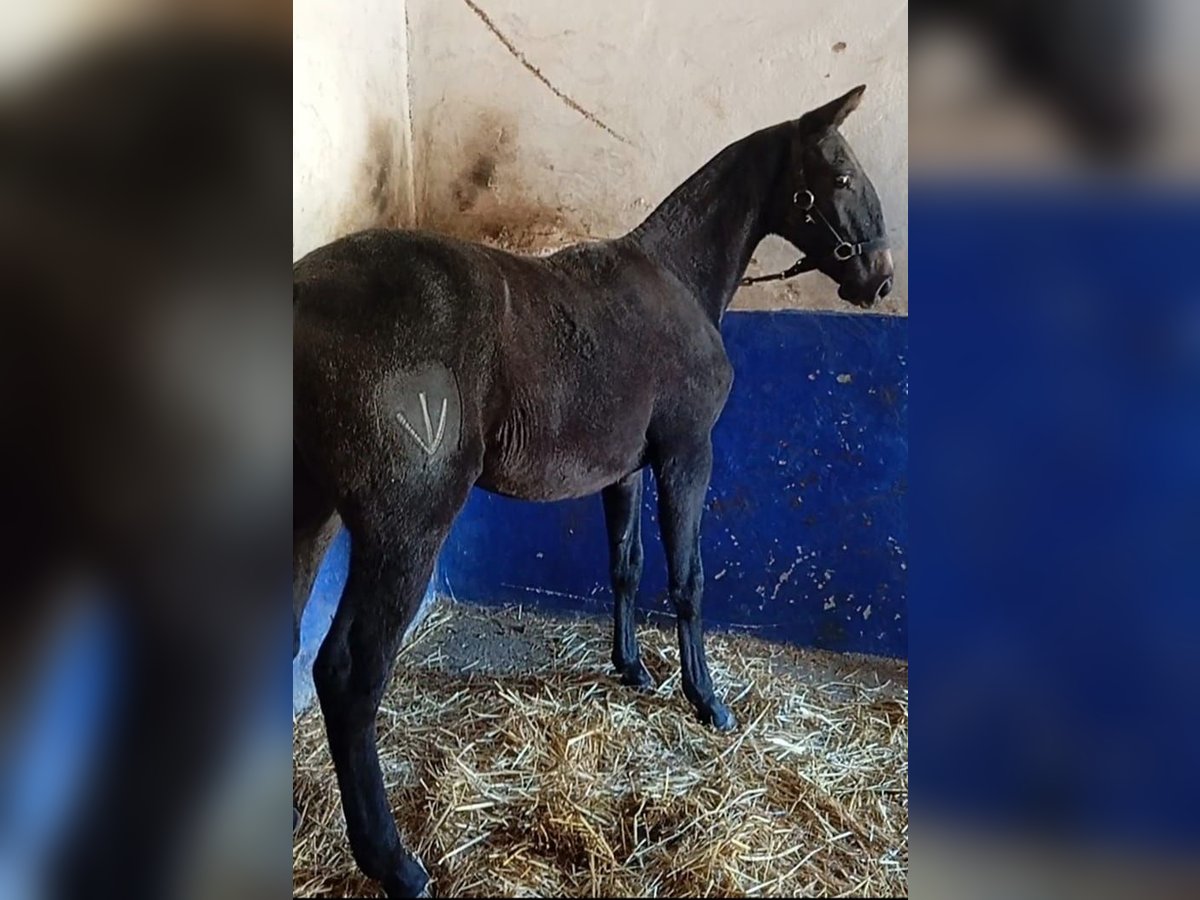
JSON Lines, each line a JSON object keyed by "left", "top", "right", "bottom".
{"left": 740, "top": 189, "right": 887, "bottom": 286}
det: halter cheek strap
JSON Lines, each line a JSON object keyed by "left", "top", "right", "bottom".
{"left": 740, "top": 189, "right": 887, "bottom": 286}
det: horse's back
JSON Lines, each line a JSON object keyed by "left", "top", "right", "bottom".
{"left": 293, "top": 229, "right": 497, "bottom": 342}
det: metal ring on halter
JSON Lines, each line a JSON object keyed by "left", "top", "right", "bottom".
{"left": 793, "top": 190, "right": 814, "bottom": 210}
{"left": 833, "top": 241, "right": 857, "bottom": 261}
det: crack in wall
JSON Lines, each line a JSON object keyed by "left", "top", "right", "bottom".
{"left": 461, "top": 0, "right": 633, "bottom": 146}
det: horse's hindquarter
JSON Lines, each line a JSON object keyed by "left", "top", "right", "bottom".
{"left": 293, "top": 230, "right": 507, "bottom": 488}
{"left": 478, "top": 245, "right": 727, "bottom": 501}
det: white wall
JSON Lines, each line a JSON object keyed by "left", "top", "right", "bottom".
{"left": 294, "top": 0, "right": 908, "bottom": 313}
{"left": 292, "top": 0, "right": 414, "bottom": 260}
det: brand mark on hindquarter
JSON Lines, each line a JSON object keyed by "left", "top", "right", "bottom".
{"left": 397, "top": 392, "right": 448, "bottom": 456}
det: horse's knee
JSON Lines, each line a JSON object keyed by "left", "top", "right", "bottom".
{"left": 613, "top": 564, "right": 641, "bottom": 598}
{"left": 674, "top": 597, "right": 698, "bottom": 620}
{"left": 312, "top": 639, "right": 352, "bottom": 710}
{"left": 670, "top": 577, "right": 702, "bottom": 620}
{"left": 628, "top": 541, "right": 645, "bottom": 582}
{"left": 314, "top": 631, "right": 392, "bottom": 729}
{"left": 613, "top": 542, "right": 644, "bottom": 597}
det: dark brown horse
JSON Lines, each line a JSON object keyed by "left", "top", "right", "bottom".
{"left": 293, "top": 85, "right": 893, "bottom": 897}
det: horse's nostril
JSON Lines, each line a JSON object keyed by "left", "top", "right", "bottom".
{"left": 876, "top": 277, "right": 893, "bottom": 300}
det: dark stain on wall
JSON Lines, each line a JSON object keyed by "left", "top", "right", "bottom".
{"left": 456, "top": 155, "right": 497, "bottom": 210}
{"left": 366, "top": 116, "right": 409, "bottom": 229}
{"left": 337, "top": 116, "right": 410, "bottom": 237}
{"left": 368, "top": 120, "right": 395, "bottom": 219}
{"left": 419, "top": 111, "right": 584, "bottom": 252}
{"left": 446, "top": 117, "right": 512, "bottom": 215}
{"left": 340, "top": 109, "right": 584, "bottom": 252}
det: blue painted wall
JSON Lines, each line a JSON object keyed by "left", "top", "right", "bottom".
{"left": 298, "top": 309, "right": 907, "bottom": 674}
{"left": 440, "top": 310, "right": 907, "bottom": 657}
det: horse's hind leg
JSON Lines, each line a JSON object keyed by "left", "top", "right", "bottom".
{"left": 602, "top": 470, "right": 654, "bottom": 690}
{"left": 314, "top": 458, "right": 477, "bottom": 898}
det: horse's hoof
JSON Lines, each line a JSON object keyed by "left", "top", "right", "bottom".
{"left": 382, "top": 854, "right": 431, "bottom": 899}
{"left": 698, "top": 701, "right": 737, "bottom": 732}
{"left": 618, "top": 659, "right": 656, "bottom": 692}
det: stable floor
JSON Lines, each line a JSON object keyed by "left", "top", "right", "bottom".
{"left": 292, "top": 600, "right": 908, "bottom": 897}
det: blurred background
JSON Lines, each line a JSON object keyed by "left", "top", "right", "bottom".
{"left": 911, "top": 0, "right": 1197, "bottom": 174}
{"left": 0, "top": 2, "right": 289, "bottom": 900}
{"left": 909, "top": 1, "right": 1200, "bottom": 898}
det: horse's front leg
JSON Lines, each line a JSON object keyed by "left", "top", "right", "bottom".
{"left": 602, "top": 469, "right": 654, "bottom": 690}
{"left": 650, "top": 435, "right": 737, "bottom": 731}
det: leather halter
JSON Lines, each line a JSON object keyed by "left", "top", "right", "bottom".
{"left": 740, "top": 188, "right": 888, "bottom": 286}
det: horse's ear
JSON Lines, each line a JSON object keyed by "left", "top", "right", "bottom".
{"left": 799, "top": 84, "right": 866, "bottom": 132}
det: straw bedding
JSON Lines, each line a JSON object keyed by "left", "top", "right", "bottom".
{"left": 293, "top": 600, "right": 907, "bottom": 897}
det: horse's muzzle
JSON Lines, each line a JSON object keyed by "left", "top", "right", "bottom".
{"left": 839, "top": 270, "right": 893, "bottom": 308}
{"left": 855, "top": 248, "right": 894, "bottom": 308}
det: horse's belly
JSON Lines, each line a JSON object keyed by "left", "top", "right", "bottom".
{"left": 477, "top": 463, "right": 633, "bottom": 502}
{"left": 478, "top": 407, "right": 647, "bottom": 501}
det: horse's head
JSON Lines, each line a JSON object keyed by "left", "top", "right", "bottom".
{"left": 771, "top": 85, "right": 893, "bottom": 308}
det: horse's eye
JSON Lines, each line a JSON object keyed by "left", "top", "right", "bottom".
{"left": 835, "top": 174, "right": 852, "bottom": 188}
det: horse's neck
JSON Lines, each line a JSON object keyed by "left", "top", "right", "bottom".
{"left": 630, "top": 128, "right": 782, "bottom": 324}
